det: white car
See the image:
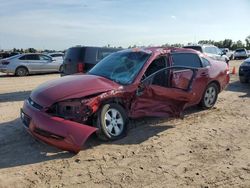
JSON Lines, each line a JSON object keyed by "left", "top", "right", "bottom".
{"left": 183, "top": 44, "right": 229, "bottom": 64}
{"left": 234, "top": 48, "right": 249, "bottom": 59}
{"left": 48, "top": 52, "right": 64, "bottom": 63}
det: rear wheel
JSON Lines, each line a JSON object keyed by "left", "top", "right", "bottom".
{"left": 200, "top": 83, "right": 219, "bottom": 109}
{"left": 95, "top": 103, "right": 128, "bottom": 141}
{"left": 15, "top": 67, "right": 28, "bottom": 76}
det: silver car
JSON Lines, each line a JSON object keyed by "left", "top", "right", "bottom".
{"left": 183, "top": 44, "right": 229, "bottom": 64}
{"left": 234, "top": 48, "right": 249, "bottom": 59}
{"left": 0, "top": 53, "right": 63, "bottom": 76}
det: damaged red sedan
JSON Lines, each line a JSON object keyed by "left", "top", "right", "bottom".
{"left": 21, "top": 47, "right": 229, "bottom": 153}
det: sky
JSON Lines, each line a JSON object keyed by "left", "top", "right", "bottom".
{"left": 0, "top": 0, "right": 249, "bottom": 50}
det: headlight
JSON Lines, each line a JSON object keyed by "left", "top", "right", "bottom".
{"left": 48, "top": 98, "right": 93, "bottom": 123}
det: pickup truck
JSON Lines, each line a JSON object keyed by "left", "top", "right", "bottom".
{"left": 220, "top": 48, "right": 234, "bottom": 60}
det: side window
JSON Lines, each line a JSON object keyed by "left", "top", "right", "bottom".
{"left": 201, "top": 57, "right": 211, "bottom": 67}
{"left": 39, "top": 55, "right": 51, "bottom": 61}
{"left": 19, "top": 55, "right": 26, "bottom": 60}
{"left": 26, "top": 54, "right": 39, "bottom": 60}
{"left": 172, "top": 53, "right": 202, "bottom": 68}
{"left": 143, "top": 56, "right": 168, "bottom": 87}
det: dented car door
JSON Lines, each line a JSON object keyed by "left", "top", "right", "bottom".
{"left": 130, "top": 67, "right": 197, "bottom": 118}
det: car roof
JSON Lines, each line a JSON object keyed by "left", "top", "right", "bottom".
{"left": 68, "top": 46, "right": 119, "bottom": 50}
{"left": 184, "top": 44, "right": 216, "bottom": 47}
{"left": 119, "top": 47, "right": 201, "bottom": 56}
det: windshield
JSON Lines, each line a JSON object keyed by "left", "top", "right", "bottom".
{"left": 235, "top": 49, "right": 245, "bottom": 52}
{"left": 88, "top": 50, "right": 151, "bottom": 85}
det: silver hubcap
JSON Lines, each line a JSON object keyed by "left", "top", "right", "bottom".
{"left": 104, "top": 108, "right": 124, "bottom": 136}
{"left": 204, "top": 86, "right": 216, "bottom": 107}
{"left": 18, "top": 69, "right": 25, "bottom": 76}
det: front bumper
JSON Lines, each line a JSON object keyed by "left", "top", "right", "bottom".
{"left": 239, "top": 67, "right": 250, "bottom": 79}
{"left": 20, "top": 99, "right": 97, "bottom": 153}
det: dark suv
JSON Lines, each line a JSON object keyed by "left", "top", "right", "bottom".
{"left": 62, "top": 46, "right": 121, "bottom": 75}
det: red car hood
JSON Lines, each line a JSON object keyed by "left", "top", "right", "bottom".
{"left": 30, "top": 74, "right": 120, "bottom": 107}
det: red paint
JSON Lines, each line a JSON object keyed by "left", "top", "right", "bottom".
{"left": 21, "top": 47, "right": 229, "bottom": 153}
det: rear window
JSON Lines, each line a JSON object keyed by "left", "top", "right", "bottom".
{"left": 19, "top": 54, "right": 39, "bottom": 60}
{"left": 64, "top": 47, "right": 83, "bottom": 62}
{"left": 235, "top": 49, "right": 246, "bottom": 52}
{"left": 183, "top": 46, "right": 202, "bottom": 53}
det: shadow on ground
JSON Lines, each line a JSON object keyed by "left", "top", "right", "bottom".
{"left": 0, "top": 117, "right": 175, "bottom": 169}
{"left": 0, "top": 119, "right": 74, "bottom": 169}
{"left": 0, "top": 91, "right": 31, "bottom": 103}
{"left": 226, "top": 80, "right": 250, "bottom": 98}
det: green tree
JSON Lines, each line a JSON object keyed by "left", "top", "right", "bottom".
{"left": 222, "top": 39, "right": 233, "bottom": 49}
{"left": 245, "top": 35, "right": 250, "bottom": 50}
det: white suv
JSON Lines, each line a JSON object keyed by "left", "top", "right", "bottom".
{"left": 183, "top": 44, "right": 229, "bottom": 64}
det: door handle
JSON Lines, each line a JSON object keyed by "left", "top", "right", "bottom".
{"left": 200, "top": 72, "right": 208, "bottom": 76}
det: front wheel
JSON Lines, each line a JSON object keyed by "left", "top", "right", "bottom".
{"left": 200, "top": 83, "right": 219, "bottom": 109}
{"left": 59, "top": 65, "right": 63, "bottom": 73}
{"left": 240, "top": 76, "right": 248, "bottom": 83}
{"left": 95, "top": 103, "right": 128, "bottom": 141}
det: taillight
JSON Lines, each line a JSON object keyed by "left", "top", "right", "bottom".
{"left": 77, "top": 63, "right": 84, "bottom": 72}
{"left": 226, "top": 64, "right": 230, "bottom": 74}
{"left": 2, "top": 61, "right": 10, "bottom": 65}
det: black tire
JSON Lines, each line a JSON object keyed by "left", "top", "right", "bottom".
{"left": 95, "top": 103, "right": 128, "bottom": 141}
{"left": 59, "top": 65, "right": 63, "bottom": 73}
{"left": 15, "top": 67, "right": 28, "bottom": 76}
{"left": 200, "top": 83, "right": 219, "bottom": 109}
{"left": 240, "top": 76, "right": 248, "bottom": 83}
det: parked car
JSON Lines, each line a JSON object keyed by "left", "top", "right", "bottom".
{"left": 239, "top": 57, "right": 250, "bottom": 83}
{"left": 21, "top": 47, "right": 230, "bottom": 153}
{"left": 220, "top": 48, "right": 234, "bottom": 60}
{"left": 48, "top": 52, "right": 64, "bottom": 72}
{"left": 62, "top": 46, "right": 121, "bottom": 76}
{"left": 234, "top": 48, "right": 249, "bottom": 59}
{"left": 0, "top": 53, "right": 63, "bottom": 76}
{"left": 183, "top": 44, "right": 229, "bottom": 64}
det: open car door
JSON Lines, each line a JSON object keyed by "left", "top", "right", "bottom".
{"left": 130, "top": 66, "right": 198, "bottom": 118}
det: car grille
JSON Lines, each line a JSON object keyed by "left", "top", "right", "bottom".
{"left": 28, "top": 97, "right": 43, "bottom": 110}
{"left": 34, "top": 128, "right": 64, "bottom": 140}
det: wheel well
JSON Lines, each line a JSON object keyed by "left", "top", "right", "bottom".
{"left": 91, "top": 97, "right": 127, "bottom": 125}
{"left": 100, "top": 98, "right": 127, "bottom": 111}
{"left": 208, "top": 80, "right": 221, "bottom": 92}
{"left": 15, "top": 66, "right": 29, "bottom": 74}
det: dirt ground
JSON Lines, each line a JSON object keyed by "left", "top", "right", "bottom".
{"left": 0, "top": 60, "right": 249, "bottom": 188}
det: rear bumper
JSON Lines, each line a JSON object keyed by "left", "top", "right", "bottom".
{"left": 20, "top": 99, "right": 97, "bottom": 153}
{"left": 0, "top": 65, "right": 15, "bottom": 74}
{"left": 234, "top": 55, "right": 248, "bottom": 58}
